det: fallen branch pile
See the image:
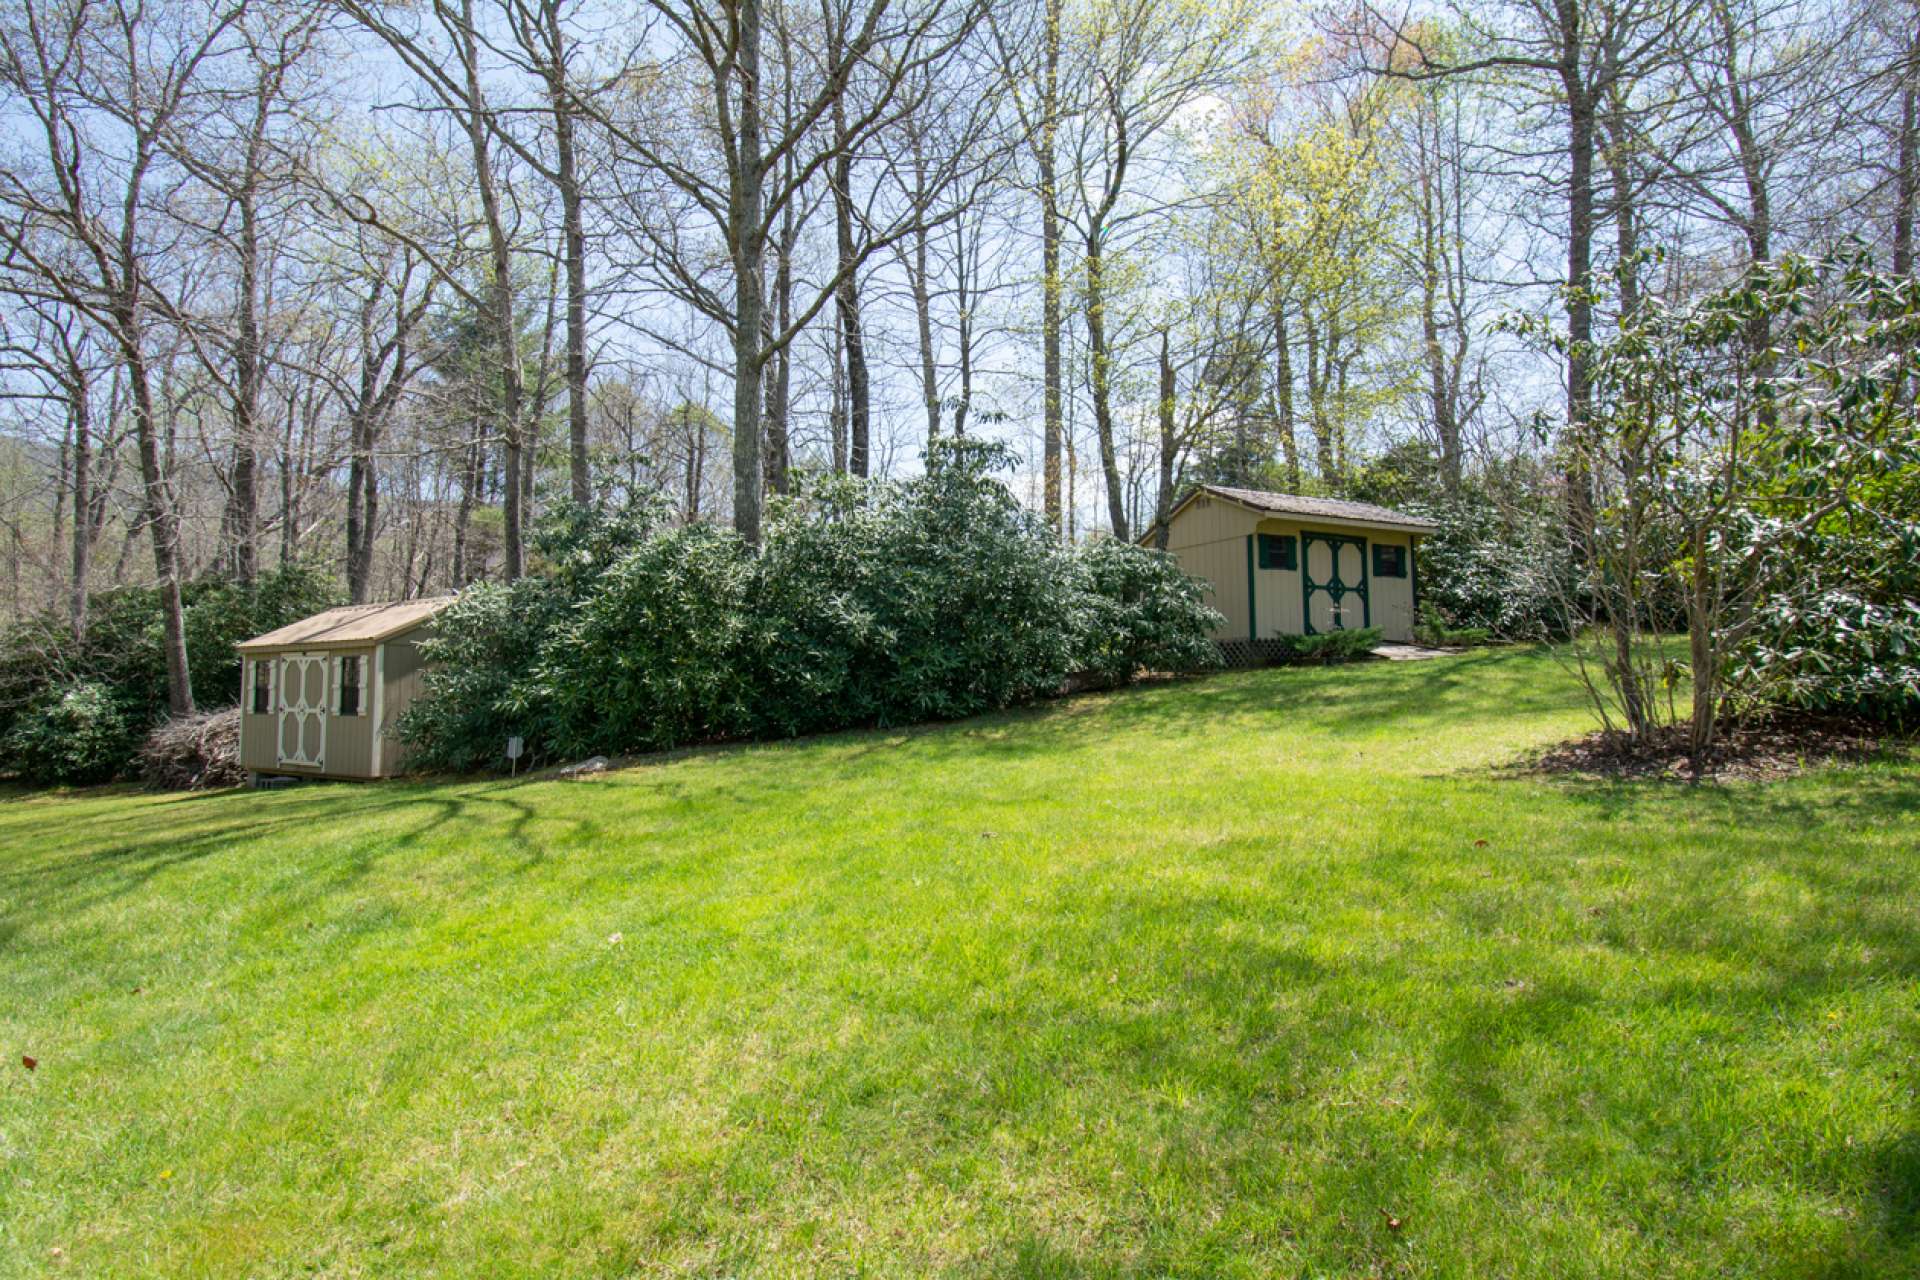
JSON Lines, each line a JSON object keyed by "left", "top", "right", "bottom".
{"left": 140, "top": 707, "right": 245, "bottom": 790}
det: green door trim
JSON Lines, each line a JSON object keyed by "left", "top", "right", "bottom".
{"left": 1244, "top": 534, "right": 1257, "bottom": 641}
{"left": 1410, "top": 536, "right": 1420, "bottom": 613}
{"left": 1300, "top": 531, "right": 1371, "bottom": 635}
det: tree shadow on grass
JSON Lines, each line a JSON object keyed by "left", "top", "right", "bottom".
{"left": 617, "top": 790, "right": 1920, "bottom": 1276}
{"left": 1802, "top": 1126, "right": 1920, "bottom": 1279}
{"left": 0, "top": 777, "right": 592, "bottom": 927}
{"left": 974, "top": 1237, "right": 1118, "bottom": 1278}
{"left": 1537, "top": 767, "right": 1920, "bottom": 831}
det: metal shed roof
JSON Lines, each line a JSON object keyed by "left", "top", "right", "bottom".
{"left": 1185, "top": 485, "right": 1439, "bottom": 531}
{"left": 237, "top": 596, "right": 457, "bottom": 652}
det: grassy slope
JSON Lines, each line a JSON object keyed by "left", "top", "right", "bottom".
{"left": 1, "top": 648, "right": 1916, "bottom": 1279}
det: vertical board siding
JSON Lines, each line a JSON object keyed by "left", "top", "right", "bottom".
{"left": 379, "top": 632, "right": 432, "bottom": 775}
{"left": 1252, "top": 519, "right": 1305, "bottom": 639}
{"left": 1164, "top": 495, "right": 1258, "bottom": 640}
{"left": 1367, "top": 532, "right": 1416, "bottom": 642}
{"left": 323, "top": 648, "right": 375, "bottom": 778}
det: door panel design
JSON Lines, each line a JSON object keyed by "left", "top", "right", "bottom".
{"left": 1301, "top": 533, "right": 1370, "bottom": 634}
{"left": 276, "top": 653, "right": 328, "bottom": 769}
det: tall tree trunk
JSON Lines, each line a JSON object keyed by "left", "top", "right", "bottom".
{"left": 766, "top": 230, "right": 793, "bottom": 493}
{"left": 1084, "top": 233, "right": 1128, "bottom": 539}
{"left": 458, "top": 0, "right": 526, "bottom": 577}
{"left": 1333, "top": 339, "right": 1351, "bottom": 478}
{"left": 224, "top": 188, "right": 261, "bottom": 585}
{"left": 763, "top": 44, "right": 797, "bottom": 496}
{"left": 1152, "top": 327, "right": 1176, "bottom": 548}
{"left": 345, "top": 295, "right": 379, "bottom": 604}
{"left": 346, "top": 418, "right": 371, "bottom": 602}
{"left": 912, "top": 222, "right": 940, "bottom": 448}
{"left": 1712, "top": 0, "right": 1777, "bottom": 422}
{"left": 830, "top": 89, "right": 869, "bottom": 476}
{"left": 1895, "top": 20, "right": 1917, "bottom": 278}
{"left": 122, "top": 329, "right": 193, "bottom": 716}
{"left": 1273, "top": 302, "right": 1299, "bottom": 490}
{"left": 953, "top": 217, "right": 974, "bottom": 436}
{"left": 830, "top": 321, "right": 848, "bottom": 472}
{"left": 1039, "top": 0, "right": 1063, "bottom": 532}
{"left": 1304, "top": 308, "right": 1334, "bottom": 479}
{"left": 553, "top": 74, "right": 591, "bottom": 506}
{"left": 687, "top": 409, "right": 707, "bottom": 519}
{"left": 908, "top": 128, "right": 940, "bottom": 446}
{"left": 346, "top": 414, "right": 379, "bottom": 603}
{"left": 760, "top": 288, "right": 780, "bottom": 493}
{"left": 453, "top": 420, "right": 481, "bottom": 585}
{"left": 1416, "top": 141, "right": 1460, "bottom": 491}
{"left": 279, "top": 409, "right": 296, "bottom": 569}
{"left": 68, "top": 387, "right": 90, "bottom": 640}
{"left": 1602, "top": 90, "right": 1641, "bottom": 318}
{"left": 729, "top": 0, "right": 767, "bottom": 544}
{"left": 1558, "top": 26, "right": 1598, "bottom": 540}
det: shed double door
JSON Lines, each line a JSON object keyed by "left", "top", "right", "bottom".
{"left": 1302, "top": 532, "right": 1369, "bottom": 634}
{"left": 276, "top": 652, "right": 328, "bottom": 770}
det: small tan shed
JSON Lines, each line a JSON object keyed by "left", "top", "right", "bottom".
{"left": 236, "top": 596, "right": 455, "bottom": 781}
{"left": 1153, "top": 486, "right": 1439, "bottom": 650}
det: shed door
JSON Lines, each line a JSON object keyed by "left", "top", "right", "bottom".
{"left": 1302, "top": 533, "right": 1369, "bottom": 634}
{"left": 276, "top": 652, "right": 328, "bottom": 769}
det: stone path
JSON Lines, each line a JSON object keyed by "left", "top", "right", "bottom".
{"left": 1370, "top": 643, "right": 1465, "bottom": 661}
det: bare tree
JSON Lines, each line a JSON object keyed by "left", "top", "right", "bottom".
{"left": 599, "top": 0, "right": 987, "bottom": 541}
{"left": 1052, "top": 0, "right": 1259, "bottom": 540}
{"left": 335, "top": 0, "right": 540, "bottom": 578}
{"left": 1347, "top": 0, "right": 1695, "bottom": 458}
{"left": 0, "top": 0, "right": 256, "bottom": 714}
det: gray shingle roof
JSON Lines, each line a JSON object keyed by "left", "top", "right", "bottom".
{"left": 1198, "top": 485, "right": 1438, "bottom": 531}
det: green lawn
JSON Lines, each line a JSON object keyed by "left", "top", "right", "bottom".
{"left": 2, "top": 647, "right": 1916, "bottom": 1278}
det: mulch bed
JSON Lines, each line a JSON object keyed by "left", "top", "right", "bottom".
{"left": 1515, "top": 713, "right": 1909, "bottom": 782}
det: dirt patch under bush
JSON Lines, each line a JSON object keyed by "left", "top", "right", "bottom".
{"left": 1513, "top": 713, "right": 1909, "bottom": 782}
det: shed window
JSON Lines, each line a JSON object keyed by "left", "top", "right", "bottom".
{"left": 251, "top": 660, "right": 272, "bottom": 714}
{"left": 1257, "top": 533, "right": 1296, "bottom": 571}
{"left": 1372, "top": 544, "right": 1408, "bottom": 578}
{"left": 339, "top": 656, "right": 363, "bottom": 717}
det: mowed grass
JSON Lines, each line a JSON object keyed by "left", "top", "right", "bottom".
{"left": 2, "top": 648, "right": 1917, "bottom": 1279}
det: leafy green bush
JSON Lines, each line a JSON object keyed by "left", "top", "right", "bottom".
{"left": 0, "top": 563, "right": 339, "bottom": 779}
{"left": 1287, "top": 626, "right": 1383, "bottom": 664}
{"left": 393, "top": 501, "right": 671, "bottom": 771}
{"left": 774, "top": 441, "right": 1080, "bottom": 727}
{"left": 746, "top": 477, "right": 892, "bottom": 737}
{"left": 1409, "top": 493, "right": 1571, "bottom": 642}
{"left": 401, "top": 442, "right": 1222, "bottom": 771}
{"left": 393, "top": 577, "right": 567, "bottom": 772}
{"left": 181, "top": 565, "right": 343, "bottom": 710}
{"left": 1070, "top": 538, "right": 1222, "bottom": 684}
{"left": 1413, "top": 604, "right": 1492, "bottom": 648}
{"left": 3, "top": 680, "right": 140, "bottom": 786}
{"left": 724, "top": 441, "right": 1090, "bottom": 738}
{"left": 548, "top": 521, "right": 757, "bottom": 755}
{"left": 1732, "top": 511, "right": 1920, "bottom": 726}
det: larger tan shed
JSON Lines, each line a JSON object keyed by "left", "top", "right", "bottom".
{"left": 236, "top": 597, "right": 455, "bottom": 781}
{"left": 1154, "top": 486, "right": 1438, "bottom": 653}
